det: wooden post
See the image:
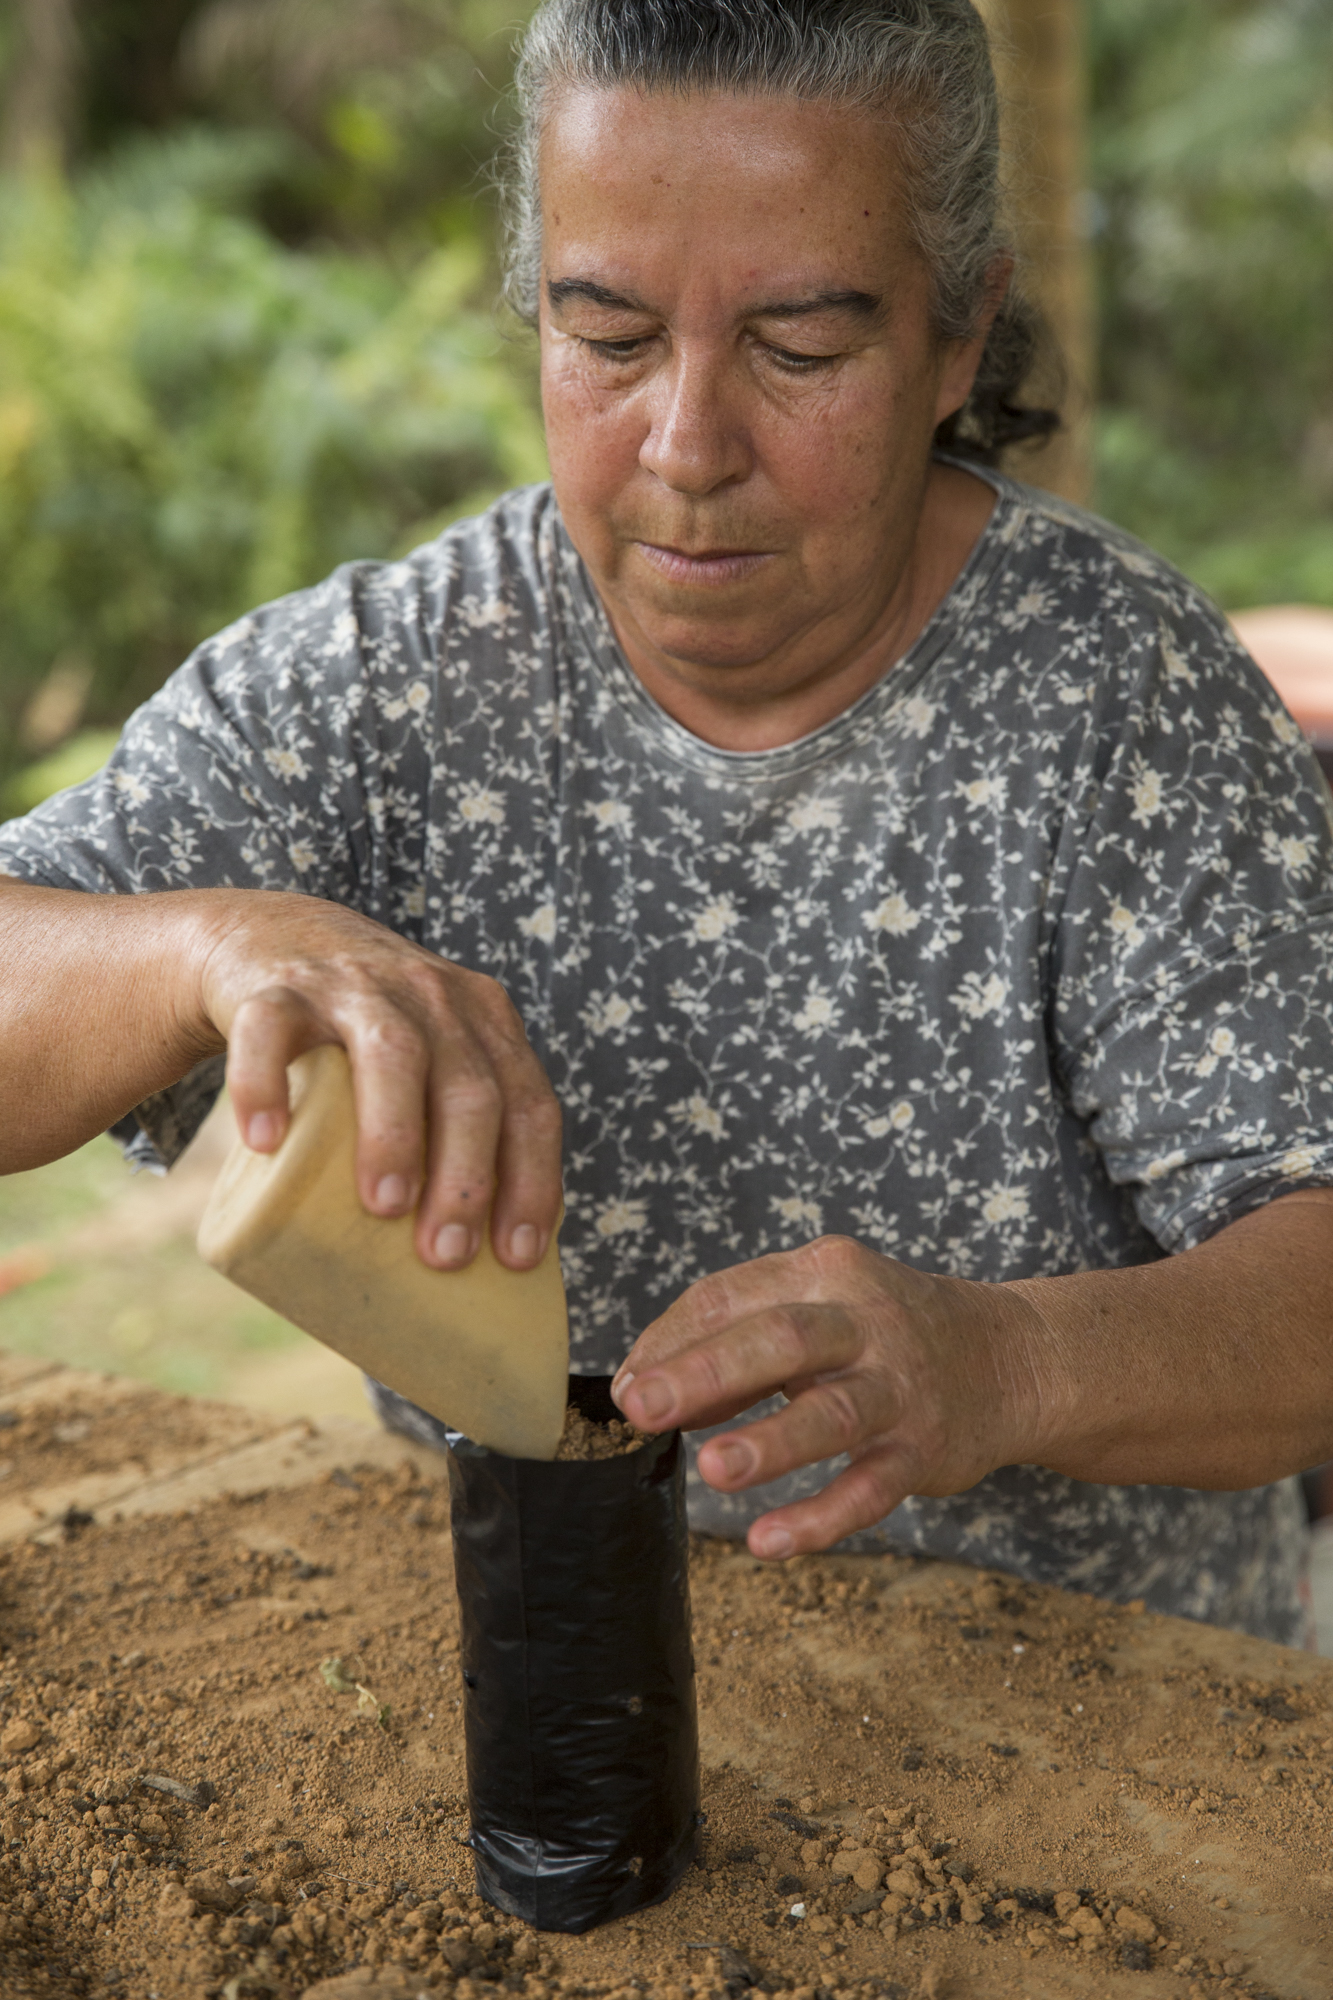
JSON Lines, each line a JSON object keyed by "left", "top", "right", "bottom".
{"left": 974, "top": 0, "right": 1094, "bottom": 503}
{"left": 0, "top": 0, "right": 82, "bottom": 172}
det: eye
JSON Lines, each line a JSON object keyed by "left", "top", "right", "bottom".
{"left": 763, "top": 343, "right": 840, "bottom": 373}
{"left": 580, "top": 335, "right": 651, "bottom": 361}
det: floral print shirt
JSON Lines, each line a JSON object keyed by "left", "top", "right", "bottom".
{"left": 5, "top": 464, "right": 1332, "bottom": 1644}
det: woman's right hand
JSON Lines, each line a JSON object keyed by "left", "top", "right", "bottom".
{"left": 197, "top": 891, "right": 562, "bottom": 1272}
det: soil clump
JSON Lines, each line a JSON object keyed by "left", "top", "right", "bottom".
{"left": 553, "top": 1406, "right": 650, "bottom": 1461}
{"left": 1, "top": 1384, "right": 1331, "bottom": 2000}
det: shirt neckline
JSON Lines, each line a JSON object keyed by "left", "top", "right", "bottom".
{"left": 557, "top": 457, "right": 1030, "bottom": 783}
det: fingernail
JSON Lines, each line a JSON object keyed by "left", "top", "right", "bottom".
{"left": 610, "top": 1370, "right": 634, "bottom": 1410}
{"left": 433, "top": 1224, "right": 474, "bottom": 1267}
{"left": 246, "top": 1111, "right": 280, "bottom": 1150}
{"left": 632, "top": 1377, "right": 674, "bottom": 1426}
{"left": 509, "top": 1223, "right": 542, "bottom": 1266}
{"left": 755, "top": 1525, "right": 794, "bottom": 1560}
{"left": 711, "top": 1440, "right": 754, "bottom": 1484}
{"left": 375, "top": 1174, "right": 411, "bottom": 1214}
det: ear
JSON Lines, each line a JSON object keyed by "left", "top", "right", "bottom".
{"left": 932, "top": 253, "right": 1015, "bottom": 426}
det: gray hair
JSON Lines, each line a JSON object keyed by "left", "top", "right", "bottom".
{"left": 499, "top": 0, "right": 1059, "bottom": 462}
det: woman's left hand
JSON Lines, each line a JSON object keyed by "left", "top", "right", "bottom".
{"left": 611, "top": 1235, "right": 1047, "bottom": 1558}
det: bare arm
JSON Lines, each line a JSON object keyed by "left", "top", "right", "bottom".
{"left": 612, "top": 1187, "right": 1333, "bottom": 1557}
{"left": 0, "top": 879, "right": 561, "bottom": 1271}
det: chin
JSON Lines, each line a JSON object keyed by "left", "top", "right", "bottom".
{"left": 634, "top": 620, "right": 784, "bottom": 677}
{"left": 621, "top": 578, "right": 791, "bottom": 669}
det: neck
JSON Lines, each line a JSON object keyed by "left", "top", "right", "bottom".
{"left": 605, "top": 461, "right": 998, "bottom": 753}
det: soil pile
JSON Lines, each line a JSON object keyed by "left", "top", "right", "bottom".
{"left": 2, "top": 1386, "right": 1333, "bottom": 2000}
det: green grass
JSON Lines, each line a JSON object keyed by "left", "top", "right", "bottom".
{"left": 0, "top": 1134, "right": 129, "bottom": 1254}
{"left": 0, "top": 1243, "right": 300, "bottom": 1401}
{"left": 0, "top": 1133, "right": 309, "bottom": 1402}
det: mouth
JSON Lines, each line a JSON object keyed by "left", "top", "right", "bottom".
{"left": 634, "top": 541, "right": 776, "bottom": 587}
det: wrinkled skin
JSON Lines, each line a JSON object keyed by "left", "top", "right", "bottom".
{"left": 612, "top": 1195, "right": 1333, "bottom": 1558}
{"left": 538, "top": 85, "right": 1003, "bottom": 749}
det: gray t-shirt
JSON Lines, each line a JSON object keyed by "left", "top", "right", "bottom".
{"left": 5, "top": 465, "right": 1333, "bottom": 1643}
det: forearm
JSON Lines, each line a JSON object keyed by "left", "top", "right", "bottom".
{"left": 1010, "top": 1188, "right": 1333, "bottom": 1491}
{"left": 0, "top": 877, "right": 564, "bottom": 1272}
{"left": 0, "top": 879, "right": 238, "bottom": 1170}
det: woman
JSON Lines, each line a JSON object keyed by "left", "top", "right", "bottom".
{"left": 3, "top": 0, "right": 1332, "bottom": 1643}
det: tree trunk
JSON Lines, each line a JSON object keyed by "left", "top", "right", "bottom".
{"left": 975, "top": 0, "right": 1093, "bottom": 503}
{"left": 2, "top": 0, "right": 82, "bottom": 172}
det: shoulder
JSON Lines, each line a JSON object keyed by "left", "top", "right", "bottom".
{"left": 396, "top": 481, "right": 562, "bottom": 634}
{"left": 991, "top": 472, "right": 1232, "bottom": 652}
{"left": 0, "top": 486, "right": 566, "bottom": 893}
{"left": 114, "top": 485, "right": 565, "bottom": 775}
{"left": 199, "top": 483, "right": 560, "bottom": 680}
{"left": 975, "top": 470, "right": 1285, "bottom": 724}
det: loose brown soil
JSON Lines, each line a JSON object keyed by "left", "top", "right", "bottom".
{"left": 2, "top": 1386, "right": 1333, "bottom": 2000}
{"left": 553, "top": 1408, "right": 651, "bottom": 1462}
{"left": 0, "top": 1387, "right": 250, "bottom": 1496}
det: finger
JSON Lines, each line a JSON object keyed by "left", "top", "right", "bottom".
{"left": 224, "top": 985, "right": 324, "bottom": 1151}
{"left": 462, "top": 985, "right": 564, "bottom": 1268}
{"left": 489, "top": 1061, "right": 564, "bottom": 1270}
{"left": 614, "top": 1303, "right": 863, "bottom": 1435}
{"left": 696, "top": 1371, "right": 900, "bottom": 1492}
{"left": 613, "top": 1239, "right": 873, "bottom": 1395}
{"left": 620, "top": 1253, "right": 807, "bottom": 1370}
{"left": 609, "top": 1263, "right": 792, "bottom": 1415}
{"left": 340, "top": 1010, "right": 432, "bottom": 1220}
{"left": 746, "top": 1444, "right": 922, "bottom": 1560}
{"left": 415, "top": 1042, "right": 505, "bottom": 1269}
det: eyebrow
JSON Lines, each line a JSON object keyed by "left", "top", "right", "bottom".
{"left": 546, "top": 277, "right": 883, "bottom": 322}
{"left": 547, "top": 278, "right": 651, "bottom": 314}
{"left": 749, "top": 289, "right": 883, "bottom": 322}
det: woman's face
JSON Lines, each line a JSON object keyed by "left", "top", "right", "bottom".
{"left": 539, "top": 85, "right": 992, "bottom": 712}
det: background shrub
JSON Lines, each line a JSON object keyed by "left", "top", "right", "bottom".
{"left": 0, "top": 0, "right": 1330, "bottom": 801}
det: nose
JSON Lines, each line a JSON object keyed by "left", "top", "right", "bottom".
{"left": 638, "top": 347, "right": 752, "bottom": 498}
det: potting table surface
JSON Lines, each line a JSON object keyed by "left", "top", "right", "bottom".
{"left": 1, "top": 1349, "right": 1331, "bottom": 2000}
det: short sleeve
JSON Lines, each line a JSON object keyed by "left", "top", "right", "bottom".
{"left": 1052, "top": 572, "right": 1333, "bottom": 1250}
{"left": 0, "top": 579, "right": 384, "bottom": 904}
{"left": 0, "top": 552, "right": 442, "bottom": 1166}
{"left": 106, "top": 1056, "right": 230, "bottom": 1173}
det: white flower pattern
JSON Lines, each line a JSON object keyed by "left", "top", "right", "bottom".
{"left": 4, "top": 469, "right": 1331, "bottom": 1645}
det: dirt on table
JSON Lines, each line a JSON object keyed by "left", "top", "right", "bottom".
{"left": 0, "top": 1383, "right": 258, "bottom": 1497}
{"left": 2, "top": 1389, "right": 1333, "bottom": 2000}
{"left": 552, "top": 1407, "right": 652, "bottom": 1461}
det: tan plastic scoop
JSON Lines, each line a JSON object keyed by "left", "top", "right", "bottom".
{"left": 196, "top": 1045, "right": 569, "bottom": 1460}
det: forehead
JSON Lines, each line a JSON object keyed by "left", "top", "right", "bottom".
{"left": 538, "top": 84, "right": 913, "bottom": 261}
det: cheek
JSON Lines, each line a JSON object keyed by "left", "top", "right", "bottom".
{"left": 762, "top": 377, "right": 922, "bottom": 530}
{"left": 541, "top": 355, "right": 645, "bottom": 512}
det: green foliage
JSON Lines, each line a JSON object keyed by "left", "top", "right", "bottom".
{"left": 1089, "top": 0, "right": 1333, "bottom": 603}
{"left": 2, "top": 729, "right": 121, "bottom": 817}
{"left": 1, "top": 0, "right": 1330, "bottom": 807}
{"left": 0, "top": 132, "right": 545, "bottom": 787}
{"left": 65, "top": 0, "right": 537, "bottom": 261}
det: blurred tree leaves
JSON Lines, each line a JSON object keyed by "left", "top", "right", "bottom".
{"left": 173, "top": 0, "right": 528, "bottom": 247}
{"left": 0, "top": 1, "right": 543, "bottom": 790}
{"left": 0, "top": 0, "right": 1331, "bottom": 799}
{"left": 0, "top": 139, "right": 545, "bottom": 789}
{"left": 1089, "top": 0, "right": 1333, "bottom": 604}
{"left": 11, "top": 0, "right": 527, "bottom": 242}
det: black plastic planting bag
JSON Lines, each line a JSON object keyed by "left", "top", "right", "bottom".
{"left": 446, "top": 1373, "right": 700, "bottom": 1933}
